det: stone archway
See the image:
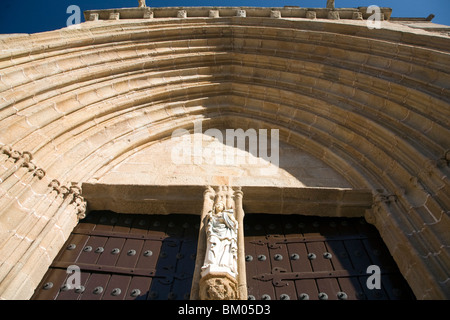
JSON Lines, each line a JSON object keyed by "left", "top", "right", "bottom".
{"left": 0, "top": 5, "right": 448, "bottom": 299}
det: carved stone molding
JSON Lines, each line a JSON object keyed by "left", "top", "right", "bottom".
{"left": 48, "top": 180, "right": 87, "bottom": 220}
{"left": 0, "top": 146, "right": 45, "bottom": 180}
{"left": 84, "top": 5, "right": 393, "bottom": 21}
{"left": 70, "top": 184, "right": 87, "bottom": 220}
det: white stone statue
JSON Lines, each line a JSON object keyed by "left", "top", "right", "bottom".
{"left": 201, "top": 201, "right": 238, "bottom": 278}
{"left": 138, "top": 0, "right": 146, "bottom": 8}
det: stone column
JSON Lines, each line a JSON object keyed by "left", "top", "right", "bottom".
{"left": 191, "top": 186, "right": 247, "bottom": 300}
{"left": 0, "top": 146, "right": 87, "bottom": 299}
{"left": 190, "top": 186, "right": 215, "bottom": 300}
{"left": 234, "top": 187, "right": 247, "bottom": 300}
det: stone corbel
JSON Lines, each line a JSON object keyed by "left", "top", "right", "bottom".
{"left": 306, "top": 11, "right": 317, "bottom": 19}
{"left": 209, "top": 10, "right": 219, "bottom": 18}
{"left": 328, "top": 11, "right": 340, "bottom": 20}
{"left": 177, "top": 10, "right": 187, "bottom": 18}
{"left": 88, "top": 13, "right": 99, "bottom": 21}
{"left": 236, "top": 10, "right": 246, "bottom": 17}
{"left": 270, "top": 10, "right": 281, "bottom": 19}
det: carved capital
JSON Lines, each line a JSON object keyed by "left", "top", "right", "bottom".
{"left": 59, "top": 185, "right": 70, "bottom": 198}
{"left": 437, "top": 150, "right": 450, "bottom": 168}
{"left": 204, "top": 185, "right": 216, "bottom": 202}
{"left": 10, "top": 150, "right": 21, "bottom": 162}
{"left": 374, "top": 191, "right": 397, "bottom": 206}
{"left": 70, "top": 185, "right": 82, "bottom": 196}
{"left": 70, "top": 184, "right": 87, "bottom": 220}
{"left": 33, "top": 168, "right": 46, "bottom": 180}
{"left": 21, "top": 151, "right": 32, "bottom": 163}
{"left": 48, "top": 179, "right": 60, "bottom": 190}
{"left": 23, "top": 161, "right": 36, "bottom": 172}
{"left": 1, "top": 145, "right": 12, "bottom": 155}
{"left": 75, "top": 200, "right": 87, "bottom": 219}
{"left": 364, "top": 208, "right": 377, "bottom": 225}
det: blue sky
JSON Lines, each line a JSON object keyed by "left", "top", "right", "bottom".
{"left": 0, "top": 0, "right": 449, "bottom": 34}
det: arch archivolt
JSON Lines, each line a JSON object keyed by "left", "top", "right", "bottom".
{"left": 0, "top": 16, "right": 448, "bottom": 299}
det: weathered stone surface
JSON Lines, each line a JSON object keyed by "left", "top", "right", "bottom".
{"left": 199, "top": 273, "right": 239, "bottom": 300}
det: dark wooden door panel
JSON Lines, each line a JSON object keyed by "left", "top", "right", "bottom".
{"left": 245, "top": 214, "right": 415, "bottom": 300}
{"left": 31, "top": 211, "right": 199, "bottom": 300}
